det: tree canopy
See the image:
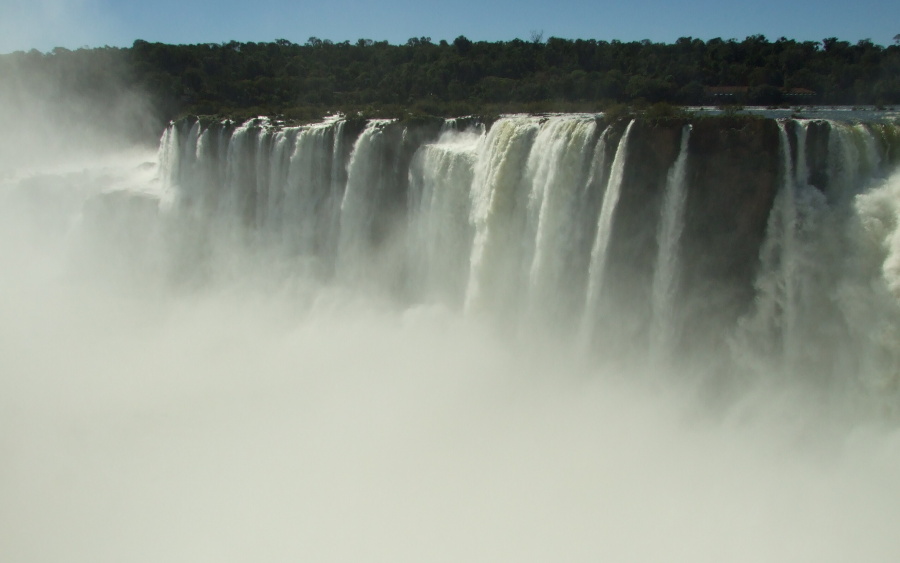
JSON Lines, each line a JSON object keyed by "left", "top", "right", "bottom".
{"left": 3, "top": 35, "right": 899, "bottom": 128}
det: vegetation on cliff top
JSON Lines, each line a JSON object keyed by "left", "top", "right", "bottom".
{"left": 2, "top": 35, "right": 898, "bottom": 128}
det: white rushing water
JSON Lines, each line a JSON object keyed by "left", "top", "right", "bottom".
{"left": 3, "top": 114, "right": 900, "bottom": 562}
{"left": 580, "top": 119, "right": 634, "bottom": 345}
{"left": 649, "top": 124, "right": 691, "bottom": 361}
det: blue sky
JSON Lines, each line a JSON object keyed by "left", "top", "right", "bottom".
{"left": 1, "top": 0, "right": 899, "bottom": 53}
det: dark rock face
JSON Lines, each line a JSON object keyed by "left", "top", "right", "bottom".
{"left": 805, "top": 120, "right": 831, "bottom": 193}
{"left": 589, "top": 117, "right": 782, "bottom": 354}
{"left": 602, "top": 119, "right": 686, "bottom": 346}
{"left": 678, "top": 118, "right": 781, "bottom": 350}
{"left": 372, "top": 120, "right": 442, "bottom": 247}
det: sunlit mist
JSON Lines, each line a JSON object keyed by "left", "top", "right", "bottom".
{"left": 3, "top": 86, "right": 900, "bottom": 563}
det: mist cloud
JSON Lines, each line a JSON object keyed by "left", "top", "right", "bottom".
{"left": 3, "top": 152, "right": 900, "bottom": 561}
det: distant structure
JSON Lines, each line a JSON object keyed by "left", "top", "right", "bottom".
{"left": 704, "top": 86, "right": 817, "bottom": 104}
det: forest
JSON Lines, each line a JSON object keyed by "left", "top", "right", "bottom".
{"left": 2, "top": 34, "right": 899, "bottom": 127}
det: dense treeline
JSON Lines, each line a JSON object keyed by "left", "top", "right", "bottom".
{"left": 3, "top": 35, "right": 899, "bottom": 127}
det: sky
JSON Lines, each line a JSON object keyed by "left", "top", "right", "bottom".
{"left": 1, "top": 0, "right": 899, "bottom": 53}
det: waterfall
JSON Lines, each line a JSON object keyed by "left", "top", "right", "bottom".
{"left": 732, "top": 121, "right": 808, "bottom": 376}
{"left": 152, "top": 113, "right": 900, "bottom": 401}
{"left": 337, "top": 120, "right": 390, "bottom": 281}
{"left": 463, "top": 117, "right": 540, "bottom": 316}
{"left": 261, "top": 128, "right": 294, "bottom": 236}
{"left": 9, "top": 111, "right": 900, "bottom": 563}
{"left": 580, "top": 119, "right": 635, "bottom": 345}
{"left": 221, "top": 120, "right": 257, "bottom": 225}
{"left": 525, "top": 117, "right": 599, "bottom": 324}
{"left": 730, "top": 120, "right": 888, "bottom": 393}
{"left": 649, "top": 124, "right": 691, "bottom": 362}
{"left": 408, "top": 127, "right": 481, "bottom": 305}
{"left": 157, "top": 124, "right": 179, "bottom": 201}
{"left": 779, "top": 120, "right": 803, "bottom": 370}
{"left": 282, "top": 122, "right": 342, "bottom": 259}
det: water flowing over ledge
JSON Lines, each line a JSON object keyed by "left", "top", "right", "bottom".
{"left": 6, "top": 112, "right": 900, "bottom": 562}
{"left": 154, "top": 113, "right": 900, "bottom": 413}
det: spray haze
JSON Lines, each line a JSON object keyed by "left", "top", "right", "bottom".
{"left": 3, "top": 66, "right": 900, "bottom": 562}
{"left": 0, "top": 45, "right": 159, "bottom": 175}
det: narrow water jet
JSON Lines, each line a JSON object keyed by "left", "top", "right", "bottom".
{"left": 580, "top": 119, "right": 636, "bottom": 347}
{"left": 649, "top": 124, "right": 691, "bottom": 362}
